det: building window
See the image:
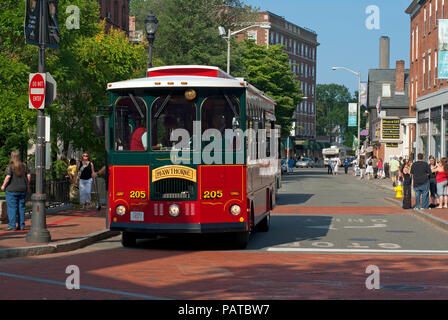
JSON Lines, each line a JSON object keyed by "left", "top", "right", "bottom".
{"left": 429, "top": 2, "right": 432, "bottom": 31}
{"left": 428, "top": 54, "right": 432, "bottom": 89}
{"left": 416, "top": 26, "right": 419, "bottom": 60}
{"left": 435, "top": 50, "right": 438, "bottom": 86}
{"left": 382, "top": 83, "right": 391, "bottom": 97}
{"left": 122, "top": 5, "right": 126, "bottom": 29}
{"left": 114, "top": 1, "right": 119, "bottom": 26}
{"left": 423, "top": 56, "right": 426, "bottom": 91}
{"left": 436, "top": 0, "right": 438, "bottom": 27}
{"left": 424, "top": 7, "right": 427, "bottom": 36}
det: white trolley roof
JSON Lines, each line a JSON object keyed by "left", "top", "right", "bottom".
{"left": 106, "top": 65, "right": 276, "bottom": 106}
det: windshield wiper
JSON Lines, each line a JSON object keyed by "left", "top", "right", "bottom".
{"left": 128, "top": 93, "right": 144, "bottom": 119}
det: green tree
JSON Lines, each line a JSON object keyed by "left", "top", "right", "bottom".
{"left": 241, "top": 41, "right": 302, "bottom": 137}
{"left": 316, "top": 84, "right": 367, "bottom": 148}
{"left": 0, "top": 0, "right": 147, "bottom": 171}
{"left": 130, "top": 0, "right": 257, "bottom": 72}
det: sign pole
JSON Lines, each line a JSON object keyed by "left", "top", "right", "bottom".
{"left": 27, "top": 0, "right": 51, "bottom": 243}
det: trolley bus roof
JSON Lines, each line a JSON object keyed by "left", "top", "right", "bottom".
{"left": 106, "top": 65, "right": 276, "bottom": 106}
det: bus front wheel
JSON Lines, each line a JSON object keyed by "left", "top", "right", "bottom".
{"left": 121, "top": 232, "right": 137, "bottom": 247}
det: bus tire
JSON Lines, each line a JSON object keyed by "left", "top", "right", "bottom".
{"left": 257, "top": 212, "right": 270, "bottom": 232}
{"left": 121, "top": 232, "right": 136, "bottom": 247}
{"left": 232, "top": 231, "right": 249, "bottom": 249}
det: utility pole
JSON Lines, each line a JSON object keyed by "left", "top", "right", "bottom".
{"left": 27, "top": 0, "right": 51, "bottom": 243}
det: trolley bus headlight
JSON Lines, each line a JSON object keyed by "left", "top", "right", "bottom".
{"left": 169, "top": 204, "right": 180, "bottom": 217}
{"left": 230, "top": 204, "right": 241, "bottom": 216}
{"left": 116, "top": 205, "right": 126, "bottom": 216}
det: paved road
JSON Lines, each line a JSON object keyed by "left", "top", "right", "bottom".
{"left": 1, "top": 167, "right": 448, "bottom": 300}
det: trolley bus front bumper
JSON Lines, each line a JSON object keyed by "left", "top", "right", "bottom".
{"left": 110, "top": 222, "right": 248, "bottom": 234}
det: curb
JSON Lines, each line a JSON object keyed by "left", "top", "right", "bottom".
{"left": 0, "top": 230, "right": 120, "bottom": 259}
{"left": 356, "top": 177, "right": 448, "bottom": 232}
{"left": 384, "top": 197, "right": 448, "bottom": 232}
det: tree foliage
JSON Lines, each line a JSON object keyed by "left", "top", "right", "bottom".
{"left": 241, "top": 41, "right": 302, "bottom": 137}
{"left": 130, "top": 0, "right": 257, "bottom": 72}
{"left": 315, "top": 84, "right": 365, "bottom": 147}
{"left": 0, "top": 0, "right": 146, "bottom": 171}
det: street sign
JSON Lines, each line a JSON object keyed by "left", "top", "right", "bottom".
{"left": 25, "top": 0, "right": 60, "bottom": 48}
{"left": 45, "top": 72, "right": 57, "bottom": 106}
{"left": 29, "top": 73, "right": 46, "bottom": 109}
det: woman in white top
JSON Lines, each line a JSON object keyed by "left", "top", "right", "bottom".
{"left": 333, "top": 157, "right": 340, "bottom": 175}
{"left": 366, "top": 157, "right": 374, "bottom": 179}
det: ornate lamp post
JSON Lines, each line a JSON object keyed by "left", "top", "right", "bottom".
{"left": 144, "top": 14, "right": 158, "bottom": 71}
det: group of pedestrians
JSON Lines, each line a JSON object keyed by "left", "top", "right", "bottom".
{"left": 1, "top": 150, "right": 102, "bottom": 231}
{"left": 400, "top": 153, "right": 448, "bottom": 210}
{"left": 354, "top": 154, "right": 384, "bottom": 180}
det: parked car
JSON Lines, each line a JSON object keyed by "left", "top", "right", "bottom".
{"left": 296, "top": 157, "right": 315, "bottom": 168}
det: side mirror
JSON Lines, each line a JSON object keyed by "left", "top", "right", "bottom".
{"left": 94, "top": 115, "right": 105, "bottom": 136}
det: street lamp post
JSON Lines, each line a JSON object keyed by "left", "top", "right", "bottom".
{"left": 332, "top": 66, "right": 361, "bottom": 160}
{"left": 144, "top": 14, "right": 158, "bottom": 71}
{"left": 219, "top": 24, "right": 270, "bottom": 74}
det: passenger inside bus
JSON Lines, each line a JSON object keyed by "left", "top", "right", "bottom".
{"left": 130, "top": 117, "right": 147, "bottom": 151}
{"left": 152, "top": 115, "right": 178, "bottom": 150}
{"left": 151, "top": 95, "right": 196, "bottom": 151}
{"left": 114, "top": 95, "right": 147, "bottom": 151}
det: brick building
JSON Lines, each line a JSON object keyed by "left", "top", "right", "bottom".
{"left": 406, "top": 0, "right": 448, "bottom": 160}
{"left": 235, "top": 11, "right": 319, "bottom": 156}
{"left": 97, "top": 0, "right": 130, "bottom": 33}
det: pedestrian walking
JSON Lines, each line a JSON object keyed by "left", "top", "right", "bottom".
{"left": 288, "top": 157, "right": 295, "bottom": 174}
{"left": 433, "top": 157, "right": 448, "bottom": 209}
{"left": 372, "top": 155, "right": 379, "bottom": 179}
{"left": 366, "top": 156, "right": 374, "bottom": 180}
{"left": 377, "top": 158, "right": 384, "bottom": 179}
{"left": 0, "top": 150, "right": 31, "bottom": 231}
{"left": 389, "top": 156, "right": 400, "bottom": 187}
{"left": 327, "top": 158, "right": 333, "bottom": 175}
{"left": 410, "top": 153, "right": 431, "bottom": 210}
{"left": 333, "top": 157, "right": 340, "bottom": 175}
{"left": 359, "top": 156, "right": 366, "bottom": 180}
{"left": 428, "top": 156, "right": 439, "bottom": 208}
{"left": 67, "top": 158, "right": 78, "bottom": 203}
{"left": 402, "top": 160, "right": 412, "bottom": 209}
{"left": 76, "top": 152, "right": 96, "bottom": 209}
{"left": 343, "top": 158, "right": 349, "bottom": 174}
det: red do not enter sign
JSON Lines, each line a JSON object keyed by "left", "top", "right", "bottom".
{"left": 29, "top": 73, "right": 46, "bottom": 109}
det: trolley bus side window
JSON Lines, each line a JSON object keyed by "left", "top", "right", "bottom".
{"left": 151, "top": 95, "right": 196, "bottom": 151}
{"left": 114, "top": 96, "right": 148, "bottom": 151}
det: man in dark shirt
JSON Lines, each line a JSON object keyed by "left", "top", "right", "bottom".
{"left": 410, "top": 153, "right": 431, "bottom": 210}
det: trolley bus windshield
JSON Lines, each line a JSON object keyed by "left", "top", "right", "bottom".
{"left": 113, "top": 91, "right": 241, "bottom": 153}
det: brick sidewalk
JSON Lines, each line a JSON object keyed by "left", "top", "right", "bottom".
{"left": 0, "top": 206, "right": 118, "bottom": 259}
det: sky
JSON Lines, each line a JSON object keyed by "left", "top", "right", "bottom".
{"left": 244, "top": 0, "right": 412, "bottom": 95}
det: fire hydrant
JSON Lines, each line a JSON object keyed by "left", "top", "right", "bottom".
{"left": 394, "top": 184, "right": 403, "bottom": 198}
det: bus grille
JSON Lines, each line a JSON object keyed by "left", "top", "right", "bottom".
{"left": 153, "top": 178, "right": 195, "bottom": 199}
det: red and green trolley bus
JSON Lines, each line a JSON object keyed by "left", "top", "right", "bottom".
{"left": 95, "top": 65, "right": 280, "bottom": 248}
